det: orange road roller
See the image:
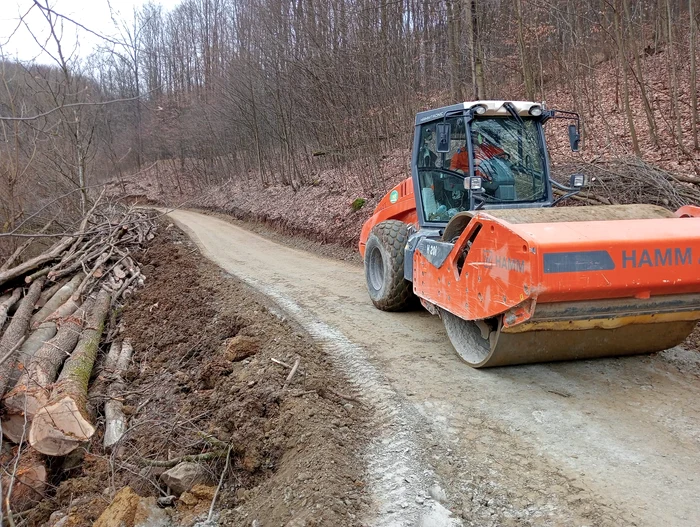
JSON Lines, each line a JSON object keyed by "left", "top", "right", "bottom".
{"left": 359, "top": 101, "right": 700, "bottom": 367}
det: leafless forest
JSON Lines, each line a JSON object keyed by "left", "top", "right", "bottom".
{"left": 1, "top": 0, "right": 700, "bottom": 257}
{"left": 1, "top": 1, "right": 700, "bottom": 525}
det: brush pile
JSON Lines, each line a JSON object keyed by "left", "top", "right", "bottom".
{"left": 0, "top": 199, "right": 156, "bottom": 518}
{"left": 553, "top": 156, "right": 700, "bottom": 208}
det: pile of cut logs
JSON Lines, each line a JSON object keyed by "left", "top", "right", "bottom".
{"left": 0, "top": 202, "right": 156, "bottom": 517}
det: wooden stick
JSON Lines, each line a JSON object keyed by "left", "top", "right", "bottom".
{"left": 136, "top": 450, "right": 228, "bottom": 468}
{"left": 24, "top": 267, "right": 50, "bottom": 284}
{"left": 327, "top": 387, "right": 362, "bottom": 405}
{"left": 0, "top": 238, "right": 72, "bottom": 288}
{"left": 283, "top": 358, "right": 301, "bottom": 390}
{"left": 207, "top": 446, "right": 233, "bottom": 521}
{"left": 271, "top": 357, "right": 293, "bottom": 368}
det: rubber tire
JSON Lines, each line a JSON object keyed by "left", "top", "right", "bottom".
{"left": 364, "top": 220, "right": 415, "bottom": 311}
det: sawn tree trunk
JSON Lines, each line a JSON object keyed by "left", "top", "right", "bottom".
{"left": 29, "top": 290, "right": 111, "bottom": 456}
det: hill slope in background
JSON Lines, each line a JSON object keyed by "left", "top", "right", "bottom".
{"left": 108, "top": 41, "right": 700, "bottom": 249}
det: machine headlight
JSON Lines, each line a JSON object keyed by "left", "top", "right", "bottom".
{"left": 528, "top": 105, "right": 543, "bottom": 117}
{"left": 571, "top": 174, "right": 585, "bottom": 187}
{"left": 473, "top": 104, "right": 487, "bottom": 115}
{"left": 467, "top": 176, "right": 483, "bottom": 191}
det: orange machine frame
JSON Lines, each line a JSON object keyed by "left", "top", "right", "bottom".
{"left": 413, "top": 212, "right": 700, "bottom": 329}
{"left": 359, "top": 177, "right": 418, "bottom": 257}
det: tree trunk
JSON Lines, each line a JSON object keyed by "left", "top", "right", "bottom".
{"left": 29, "top": 290, "right": 111, "bottom": 456}
{"left": 2, "top": 299, "right": 87, "bottom": 444}
{"left": 35, "top": 277, "right": 69, "bottom": 309}
{"left": 4, "top": 322, "right": 58, "bottom": 403}
{"left": 515, "top": 0, "right": 534, "bottom": 100}
{"left": 447, "top": 0, "right": 463, "bottom": 101}
{"left": 622, "top": 0, "right": 658, "bottom": 147}
{"left": 666, "top": 0, "right": 687, "bottom": 155}
{"left": 471, "top": 0, "right": 485, "bottom": 98}
{"left": 690, "top": 0, "right": 699, "bottom": 150}
{"left": 6, "top": 293, "right": 81, "bottom": 397}
{"left": 0, "top": 279, "right": 44, "bottom": 397}
{"left": 30, "top": 273, "right": 82, "bottom": 328}
{"left": 0, "top": 288, "right": 21, "bottom": 331}
{"left": 104, "top": 339, "right": 133, "bottom": 449}
{"left": 614, "top": 0, "right": 640, "bottom": 156}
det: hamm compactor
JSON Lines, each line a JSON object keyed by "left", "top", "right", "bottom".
{"left": 359, "top": 101, "right": 700, "bottom": 367}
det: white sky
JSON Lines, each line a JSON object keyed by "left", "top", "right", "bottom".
{"left": 0, "top": 0, "right": 181, "bottom": 64}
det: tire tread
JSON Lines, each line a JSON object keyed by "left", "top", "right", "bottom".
{"left": 366, "top": 220, "right": 414, "bottom": 311}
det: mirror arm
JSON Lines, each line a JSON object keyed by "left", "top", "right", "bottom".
{"left": 550, "top": 179, "right": 580, "bottom": 192}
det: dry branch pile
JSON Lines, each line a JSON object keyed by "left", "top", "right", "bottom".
{"left": 553, "top": 157, "right": 700, "bottom": 209}
{"left": 0, "top": 202, "right": 156, "bottom": 519}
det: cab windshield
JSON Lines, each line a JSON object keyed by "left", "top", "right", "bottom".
{"left": 417, "top": 116, "right": 548, "bottom": 222}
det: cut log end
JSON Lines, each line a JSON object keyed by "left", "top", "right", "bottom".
{"left": 1, "top": 450, "right": 47, "bottom": 513}
{"left": 1, "top": 413, "right": 30, "bottom": 444}
{"left": 2, "top": 384, "right": 51, "bottom": 444}
{"left": 29, "top": 396, "right": 96, "bottom": 456}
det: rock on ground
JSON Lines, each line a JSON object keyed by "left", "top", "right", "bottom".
{"left": 93, "top": 487, "right": 174, "bottom": 527}
{"left": 93, "top": 487, "right": 140, "bottom": 527}
{"left": 160, "top": 462, "right": 210, "bottom": 495}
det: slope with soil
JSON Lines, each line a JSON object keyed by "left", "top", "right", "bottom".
{"left": 25, "top": 223, "right": 370, "bottom": 527}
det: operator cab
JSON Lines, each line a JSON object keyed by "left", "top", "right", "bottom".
{"left": 413, "top": 101, "right": 580, "bottom": 227}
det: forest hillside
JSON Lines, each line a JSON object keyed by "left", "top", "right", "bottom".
{"left": 1, "top": 0, "right": 700, "bottom": 252}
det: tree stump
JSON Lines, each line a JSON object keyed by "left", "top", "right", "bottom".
{"left": 0, "top": 446, "right": 47, "bottom": 514}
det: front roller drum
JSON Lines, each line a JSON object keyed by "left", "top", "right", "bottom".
{"left": 441, "top": 309, "right": 697, "bottom": 368}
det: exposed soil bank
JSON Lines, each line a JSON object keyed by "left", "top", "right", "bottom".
{"left": 25, "top": 223, "right": 370, "bottom": 526}
{"left": 167, "top": 209, "right": 700, "bottom": 527}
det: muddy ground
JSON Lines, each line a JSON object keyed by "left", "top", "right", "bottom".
{"left": 26, "top": 223, "right": 370, "bottom": 527}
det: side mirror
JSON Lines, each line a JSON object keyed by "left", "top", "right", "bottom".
{"left": 569, "top": 173, "right": 589, "bottom": 188}
{"left": 436, "top": 123, "right": 451, "bottom": 153}
{"left": 568, "top": 124, "right": 580, "bottom": 152}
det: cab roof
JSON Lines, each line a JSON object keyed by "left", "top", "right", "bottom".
{"left": 415, "top": 101, "right": 542, "bottom": 125}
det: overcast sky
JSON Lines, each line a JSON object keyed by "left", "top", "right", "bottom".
{"left": 0, "top": 0, "right": 181, "bottom": 64}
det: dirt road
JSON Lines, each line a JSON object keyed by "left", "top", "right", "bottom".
{"left": 169, "top": 209, "right": 700, "bottom": 527}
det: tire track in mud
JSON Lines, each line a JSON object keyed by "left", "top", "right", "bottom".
{"left": 237, "top": 277, "right": 460, "bottom": 526}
